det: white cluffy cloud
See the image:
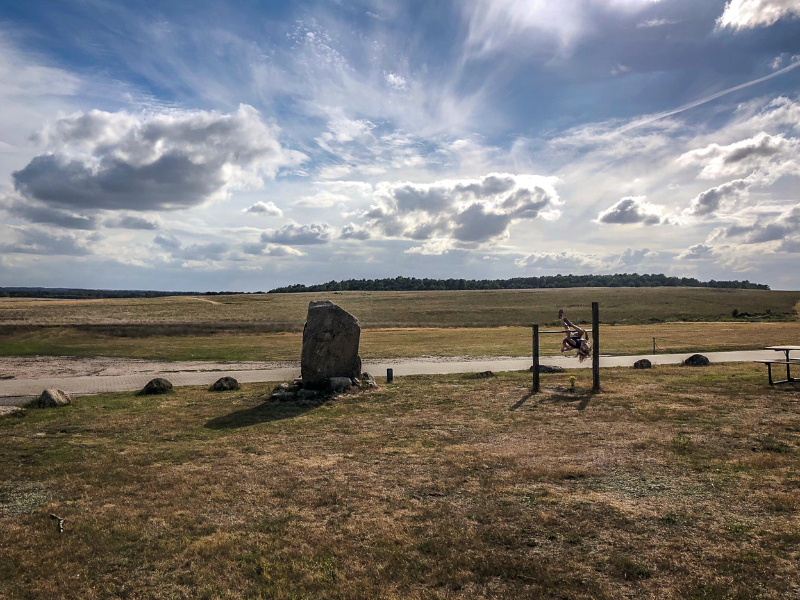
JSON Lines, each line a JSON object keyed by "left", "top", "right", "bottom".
{"left": 709, "top": 203, "right": 800, "bottom": 247}
{"left": 13, "top": 105, "right": 305, "bottom": 212}
{"left": 244, "top": 201, "right": 283, "bottom": 216}
{"left": 363, "top": 173, "right": 562, "bottom": 251}
{"left": 717, "top": 0, "right": 800, "bottom": 30}
{"left": 677, "top": 132, "right": 797, "bottom": 179}
{"left": 596, "top": 196, "right": 670, "bottom": 225}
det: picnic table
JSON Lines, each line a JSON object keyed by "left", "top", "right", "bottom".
{"left": 755, "top": 346, "right": 800, "bottom": 385}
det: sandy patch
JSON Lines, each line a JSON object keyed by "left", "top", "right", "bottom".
{"left": 0, "top": 356, "right": 299, "bottom": 380}
{"left": 0, "top": 354, "right": 509, "bottom": 381}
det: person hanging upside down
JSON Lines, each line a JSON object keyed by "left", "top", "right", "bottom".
{"left": 558, "top": 309, "right": 591, "bottom": 362}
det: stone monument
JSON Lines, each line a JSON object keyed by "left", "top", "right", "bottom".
{"left": 301, "top": 300, "right": 362, "bottom": 389}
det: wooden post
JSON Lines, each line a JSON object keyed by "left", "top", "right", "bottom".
{"left": 653, "top": 337, "right": 656, "bottom": 354}
{"left": 532, "top": 324, "right": 540, "bottom": 393}
{"left": 592, "top": 302, "right": 600, "bottom": 393}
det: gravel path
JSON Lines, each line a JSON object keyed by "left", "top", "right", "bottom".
{"left": 0, "top": 350, "right": 786, "bottom": 405}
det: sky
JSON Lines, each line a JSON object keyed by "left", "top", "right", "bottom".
{"left": 1, "top": 0, "right": 800, "bottom": 291}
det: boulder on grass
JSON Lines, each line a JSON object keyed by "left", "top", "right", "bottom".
{"left": 634, "top": 359, "right": 652, "bottom": 369}
{"left": 210, "top": 376, "right": 239, "bottom": 391}
{"left": 360, "top": 372, "right": 378, "bottom": 388}
{"left": 530, "top": 365, "right": 565, "bottom": 374}
{"left": 328, "top": 377, "right": 353, "bottom": 392}
{"left": 301, "top": 300, "right": 361, "bottom": 390}
{"left": 683, "top": 354, "right": 710, "bottom": 367}
{"left": 30, "top": 389, "right": 72, "bottom": 408}
{"left": 141, "top": 378, "right": 173, "bottom": 395}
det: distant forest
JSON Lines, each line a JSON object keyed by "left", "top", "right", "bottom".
{"left": 0, "top": 274, "right": 770, "bottom": 299}
{"left": 0, "top": 288, "right": 201, "bottom": 300}
{"left": 269, "top": 274, "right": 770, "bottom": 293}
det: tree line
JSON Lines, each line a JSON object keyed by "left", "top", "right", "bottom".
{"left": 0, "top": 288, "right": 201, "bottom": 300}
{"left": 269, "top": 274, "right": 770, "bottom": 293}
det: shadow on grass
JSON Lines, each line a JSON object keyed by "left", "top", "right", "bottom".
{"left": 537, "top": 389, "right": 594, "bottom": 411}
{"left": 510, "top": 392, "right": 535, "bottom": 411}
{"left": 205, "top": 401, "right": 317, "bottom": 430}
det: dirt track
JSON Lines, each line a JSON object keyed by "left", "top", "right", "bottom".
{"left": 0, "top": 356, "right": 298, "bottom": 380}
{"left": 0, "top": 350, "right": 790, "bottom": 405}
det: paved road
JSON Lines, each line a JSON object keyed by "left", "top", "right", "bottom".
{"left": 0, "top": 349, "right": 784, "bottom": 404}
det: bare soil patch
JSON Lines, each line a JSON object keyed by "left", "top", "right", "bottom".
{"left": 0, "top": 356, "right": 298, "bottom": 380}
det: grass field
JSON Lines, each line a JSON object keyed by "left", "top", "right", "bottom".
{"left": 0, "top": 288, "right": 798, "bottom": 361}
{"left": 3, "top": 322, "right": 800, "bottom": 362}
{"left": 2, "top": 287, "right": 799, "bottom": 328}
{"left": 2, "top": 365, "right": 799, "bottom": 599}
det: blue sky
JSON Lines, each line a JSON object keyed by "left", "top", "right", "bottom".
{"left": 1, "top": 0, "right": 800, "bottom": 291}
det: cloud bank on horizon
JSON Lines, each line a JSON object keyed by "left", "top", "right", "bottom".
{"left": 0, "top": 0, "right": 800, "bottom": 290}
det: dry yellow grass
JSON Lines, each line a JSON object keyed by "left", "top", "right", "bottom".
{"left": 2, "top": 364, "right": 799, "bottom": 598}
{"left": 1, "top": 287, "right": 798, "bottom": 327}
{"left": 3, "top": 321, "right": 800, "bottom": 362}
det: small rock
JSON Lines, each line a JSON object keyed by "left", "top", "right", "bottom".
{"left": 530, "top": 365, "right": 565, "bottom": 374}
{"left": 272, "top": 382, "right": 300, "bottom": 394}
{"left": 30, "top": 389, "right": 72, "bottom": 408}
{"left": 141, "top": 378, "right": 173, "bottom": 395}
{"left": 683, "top": 354, "right": 710, "bottom": 367}
{"left": 360, "top": 372, "right": 378, "bottom": 388}
{"left": 328, "top": 377, "right": 352, "bottom": 392}
{"left": 297, "top": 389, "right": 319, "bottom": 400}
{"left": 634, "top": 359, "right": 652, "bottom": 369}
{"left": 270, "top": 391, "right": 297, "bottom": 402}
{"left": 210, "top": 376, "right": 239, "bottom": 391}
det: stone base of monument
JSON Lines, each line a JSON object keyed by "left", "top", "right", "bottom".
{"left": 268, "top": 373, "right": 378, "bottom": 404}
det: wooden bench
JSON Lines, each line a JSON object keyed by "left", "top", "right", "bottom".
{"left": 753, "top": 359, "right": 800, "bottom": 385}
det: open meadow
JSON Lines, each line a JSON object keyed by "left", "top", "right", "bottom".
{"left": 1, "top": 288, "right": 799, "bottom": 362}
{"left": 2, "top": 287, "right": 800, "bottom": 598}
{"left": 2, "top": 365, "right": 799, "bottom": 599}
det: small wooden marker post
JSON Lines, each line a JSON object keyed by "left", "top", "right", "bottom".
{"left": 591, "top": 301, "right": 600, "bottom": 393}
{"left": 532, "top": 324, "right": 540, "bottom": 393}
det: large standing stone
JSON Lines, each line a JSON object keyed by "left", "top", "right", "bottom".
{"left": 301, "top": 300, "right": 361, "bottom": 390}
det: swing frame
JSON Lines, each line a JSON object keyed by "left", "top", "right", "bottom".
{"left": 531, "top": 302, "right": 600, "bottom": 393}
